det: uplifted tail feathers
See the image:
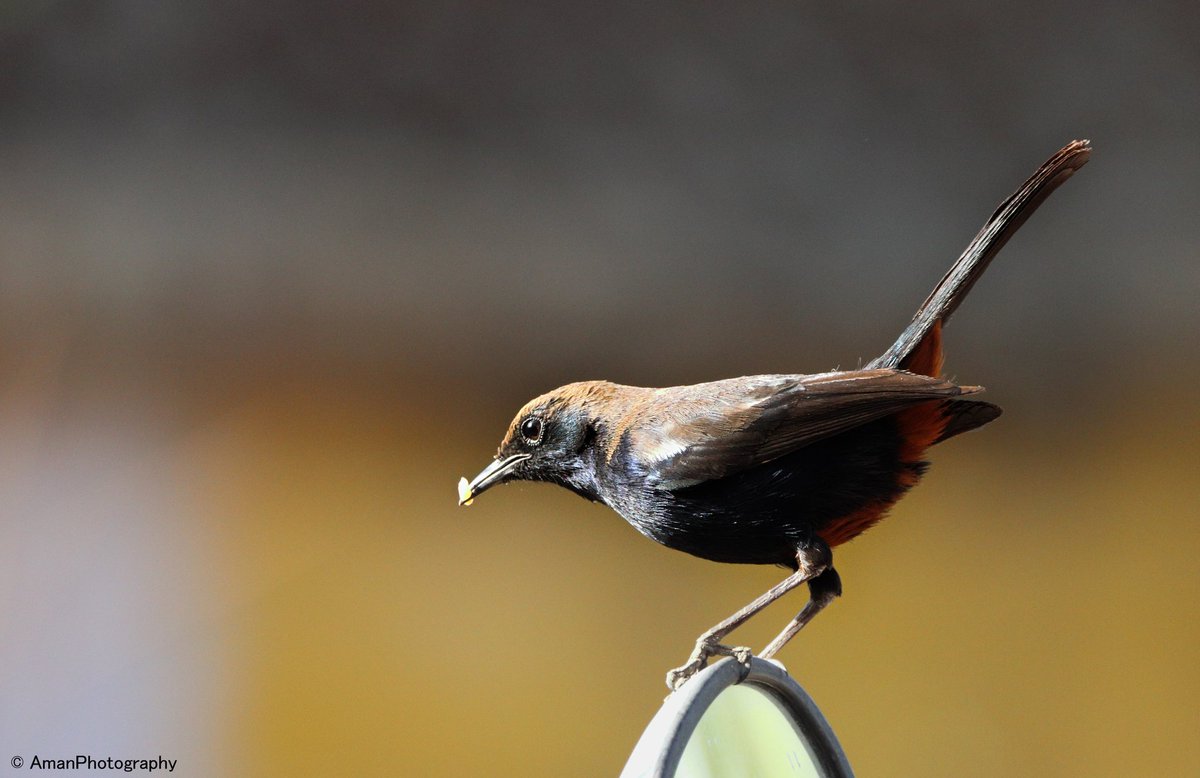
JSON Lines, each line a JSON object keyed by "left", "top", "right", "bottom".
{"left": 870, "top": 140, "right": 1091, "bottom": 372}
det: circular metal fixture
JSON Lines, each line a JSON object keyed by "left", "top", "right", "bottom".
{"left": 622, "top": 658, "right": 853, "bottom": 777}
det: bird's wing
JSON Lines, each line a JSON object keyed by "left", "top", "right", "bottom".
{"left": 630, "top": 370, "right": 977, "bottom": 489}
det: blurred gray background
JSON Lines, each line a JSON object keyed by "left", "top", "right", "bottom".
{"left": 3, "top": 2, "right": 1196, "bottom": 391}
{"left": 1, "top": 3, "right": 1196, "bottom": 776}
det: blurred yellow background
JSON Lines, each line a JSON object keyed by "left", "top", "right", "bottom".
{"left": 1, "top": 3, "right": 1198, "bottom": 776}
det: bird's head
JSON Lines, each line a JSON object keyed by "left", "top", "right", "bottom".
{"left": 458, "top": 380, "right": 623, "bottom": 505}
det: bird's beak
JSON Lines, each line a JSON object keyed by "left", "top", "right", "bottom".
{"left": 458, "top": 453, "right": 531, "bottom": 506}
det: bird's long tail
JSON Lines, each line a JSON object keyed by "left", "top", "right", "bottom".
{"left": 870, "top": 140, "right": 1091, "bottom": 371}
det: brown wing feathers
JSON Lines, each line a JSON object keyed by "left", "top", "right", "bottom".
{"left": 638, "top": 371, "right": 980, "bottom": 488}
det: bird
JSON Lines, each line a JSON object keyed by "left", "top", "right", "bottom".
{"left": 458, "top": 140, "right": 1091, "bottom": 691}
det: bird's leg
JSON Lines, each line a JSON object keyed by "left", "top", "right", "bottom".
{"left": 666, "top": 542, "right": 831, "bottom": 691}
{"left": 664, "top": 578, "right": 801, "bottom": 691}
{"left": 759, "top": 567, "right": 842, "bottom": 659}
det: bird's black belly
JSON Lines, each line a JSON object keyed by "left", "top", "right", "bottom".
{"left": 623, "top": 417, "right": 914, "bottom": 567}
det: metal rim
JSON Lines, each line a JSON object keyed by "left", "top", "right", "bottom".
{"left": 620, "top": 657, "right": 854, "bottom": 778}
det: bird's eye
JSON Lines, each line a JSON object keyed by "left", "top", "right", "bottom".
{"left": 519, "top": 417, "right": 544, "bottom": 444}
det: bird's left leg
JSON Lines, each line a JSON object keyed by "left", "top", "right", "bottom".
{"left": 666, "top": 541, "right": 831, "bottom": 691}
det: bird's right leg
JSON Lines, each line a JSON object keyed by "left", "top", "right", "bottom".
{"left": 665, "top": 542, "right": 831, "bottom": 691}
{"left": 759, "top": 567, "right": 842, "bottom": 659}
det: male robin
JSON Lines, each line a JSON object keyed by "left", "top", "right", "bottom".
{"left": 459, "top": 140, "right": 1090, "bottom": 690}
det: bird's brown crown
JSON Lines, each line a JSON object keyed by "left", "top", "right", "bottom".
{"left": 496, "top": 380, "right": 627, "bottom": 456}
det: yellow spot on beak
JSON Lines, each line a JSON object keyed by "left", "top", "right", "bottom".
{"left": 457, "top": 477, "right": 474, "bottom": 506}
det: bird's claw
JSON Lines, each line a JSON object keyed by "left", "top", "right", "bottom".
{"left": 665, "top": 657, "right": 704, "bottom": 692}
{"left": 728, "top": 645, "right": 752, "bottom": 666}
{"left": 665, "top": 638, "right": 754, "bottom": 691}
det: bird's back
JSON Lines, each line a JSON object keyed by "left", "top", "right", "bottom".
{"left": 591, "top": 369, "right": 984, "bottom": 565}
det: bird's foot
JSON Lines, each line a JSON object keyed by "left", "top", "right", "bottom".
{"left": 665, "top": 638, "right": 753, "bottom": 691}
